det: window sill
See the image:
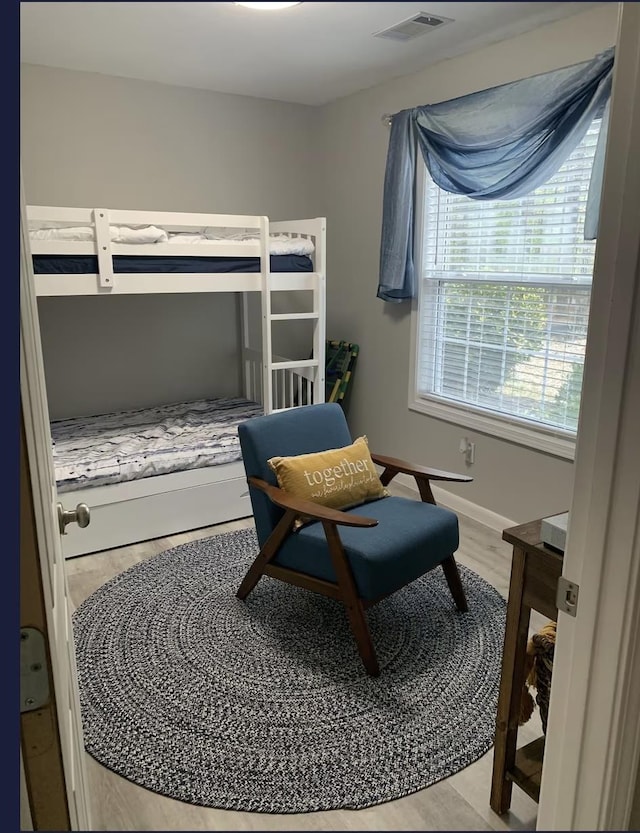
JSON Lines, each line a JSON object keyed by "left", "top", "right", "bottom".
{"left": 409, "top": 395, "right": 576, "bottom": 461}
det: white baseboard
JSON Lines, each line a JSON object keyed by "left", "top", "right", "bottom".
{"left": 392, "top": 472, "right": 516, "bottom": 534}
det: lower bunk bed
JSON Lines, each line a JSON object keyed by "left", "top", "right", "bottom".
{"left": 53, "top": 396, "right": 264, "bottom": 558}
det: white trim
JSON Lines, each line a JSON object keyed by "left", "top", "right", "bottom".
{"left": 20, "top": 178, "right": 93, "bottom": 829}
{"left": 392, "top": 471, "right": 516, "bottom": 534}
{"left": 409, "top": 395, "right": 576, "bottom": 460}
{"left": 537, "top": 4, "right": 640, "bottom": 829}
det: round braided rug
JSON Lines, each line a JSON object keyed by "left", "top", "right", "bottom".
{"left": 72, "top": 527, "right": 506, "bottom": 813}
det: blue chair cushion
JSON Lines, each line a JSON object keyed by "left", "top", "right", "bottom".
{"left": 273, "top": 496, "right": 459, "bottom": 601}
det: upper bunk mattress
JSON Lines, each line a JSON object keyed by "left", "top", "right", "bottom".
{"left": 51, "top": 396, "right": 264, "bottom": 493}
{"left": 32, "top": 254, "right": 313, "bottom": 274}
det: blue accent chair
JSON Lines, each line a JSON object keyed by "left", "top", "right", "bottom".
{"left": 237, "top": 403, "right": 472, "bottom": 676}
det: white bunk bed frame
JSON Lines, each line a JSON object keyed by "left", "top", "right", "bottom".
{"left": 28, "top": 205, "right": 326, "bottom": 558}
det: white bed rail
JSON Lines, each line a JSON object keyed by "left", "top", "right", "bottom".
{"left": 26, "top": 207, "right": 325, "bottom": 292}
{"left": 243, "top": 348, "right": 318, "bottom": 410}
{"left": 270, "top": 220, "right": 326, "bottom": 404}
{"left": 27, "top": 206, "right": 272, "bottom": 290}
{"left": 270, "top": 217, "right": 325, "bottom": 275}
{"left": 27, "top": 205, "right": 266, "bottom": 230}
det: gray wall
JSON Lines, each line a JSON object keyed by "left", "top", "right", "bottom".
{"left": 317, "top": 3, "right": 618, "bottom": 523}
{"left": 21, "top": 65, "right": 320, "bottom": 418}
{"left": 21, "top": 4, "right": 619, "bottom": 520}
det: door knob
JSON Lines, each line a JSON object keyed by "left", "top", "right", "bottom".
{"left": 57, "top": 502, "right": 91, "bottom": 535}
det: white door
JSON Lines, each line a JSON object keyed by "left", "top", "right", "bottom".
{"left": 537, "top": 3, "right": 640, "bottom": 830}
{"left": 19, "top": 175, "right": 92, "bottom": 830}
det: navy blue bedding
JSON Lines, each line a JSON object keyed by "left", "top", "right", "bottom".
{"left": 32, "top": 254, "right": 314, "bottom": 274}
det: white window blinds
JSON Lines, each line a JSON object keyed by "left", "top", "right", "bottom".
{"left": 417, "top": 120, "right": 600, "bottom": 435}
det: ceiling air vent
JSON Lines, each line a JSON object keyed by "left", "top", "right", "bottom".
{"left": 374, "top": 12, "right": 453, "bottom": 42}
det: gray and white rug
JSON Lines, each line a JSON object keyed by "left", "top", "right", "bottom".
{"left": 72, "top": 527, "right": 506, "bottom": 813}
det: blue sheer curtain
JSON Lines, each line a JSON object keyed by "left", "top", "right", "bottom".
{"left": 378, "top": 48, "right": 614, "bottom": 303}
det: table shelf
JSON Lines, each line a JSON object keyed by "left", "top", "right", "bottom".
{"left": 506, "top": 736, "right": 545, "bottom": 802}
{"left": 490, "top": 518, "right": 563, "bottom": 816}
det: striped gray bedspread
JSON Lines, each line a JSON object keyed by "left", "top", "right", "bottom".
{"left": 51, "top": 397, "right": 264, "bottom": 493}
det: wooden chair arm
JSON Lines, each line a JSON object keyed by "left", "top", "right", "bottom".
{"left": 370, "top": 453, "right": 473, "bottom": 485}
{"left": 248, "top": 477, "right": 379, "bottom": 528}
{"left": 371, "top": 452, "right": 472, "bottom": 505}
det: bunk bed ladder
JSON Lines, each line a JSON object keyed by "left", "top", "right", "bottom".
{"left": 259, "top": 217, "right": 326, "bottom": 414}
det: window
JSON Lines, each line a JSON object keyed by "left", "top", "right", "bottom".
{"left": 411, "top": 120, "right": 601, "bottom": 458}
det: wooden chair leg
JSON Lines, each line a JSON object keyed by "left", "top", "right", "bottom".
{"left": 236, "top": 509, "right": 296, "bottom": 600}
{"left": 412, "top": 476, "right": 468, "bottom": 614}
{"left": 322, "top": 521, "right": 380, "bottom": 677}
{"left": 236, "top": 558, "right": 267, "bottom": 601}
{"left": 441, "top": 555, "right": 468, "bottom": 612}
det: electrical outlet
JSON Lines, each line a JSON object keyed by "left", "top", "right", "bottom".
{"left": 466, "top": 441, "right": 475, "bottom": 465}
{"left": 459, "top": 437, "right": 475, "bottom": 465}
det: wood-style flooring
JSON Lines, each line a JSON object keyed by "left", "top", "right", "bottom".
{"left": 65, "top": 484, "right": 546, "bottom": 831}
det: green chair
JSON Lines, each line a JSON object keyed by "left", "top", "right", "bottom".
{"left": 325, "top": 340, "right": 359, "bottom": 410}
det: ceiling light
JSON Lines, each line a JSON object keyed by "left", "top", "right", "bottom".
{"left": 233, "top": 2, "right": 301, "bottom": 9}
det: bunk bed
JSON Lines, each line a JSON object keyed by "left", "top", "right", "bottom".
{"left": 28, "top": 205, "right": 326, "bottom": 557}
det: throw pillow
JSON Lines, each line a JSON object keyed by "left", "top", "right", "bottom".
{"left": 268, "top": 436, "right": 388, "bottom": 528}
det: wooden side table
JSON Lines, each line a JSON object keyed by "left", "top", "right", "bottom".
{"left": 490, "top": 518, "right": 564, "bottom": 815}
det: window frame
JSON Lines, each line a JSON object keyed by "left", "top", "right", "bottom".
{"left": 408, "top": 154, "right": 589, "bottom": 461}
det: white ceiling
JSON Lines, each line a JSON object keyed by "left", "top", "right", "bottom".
{"left": 20, "top": 1, "right": 600, "bottom": 106}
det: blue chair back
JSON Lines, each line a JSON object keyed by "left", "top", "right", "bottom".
{"left": 238, "top": 403, "right": 353, "bottom": 546}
